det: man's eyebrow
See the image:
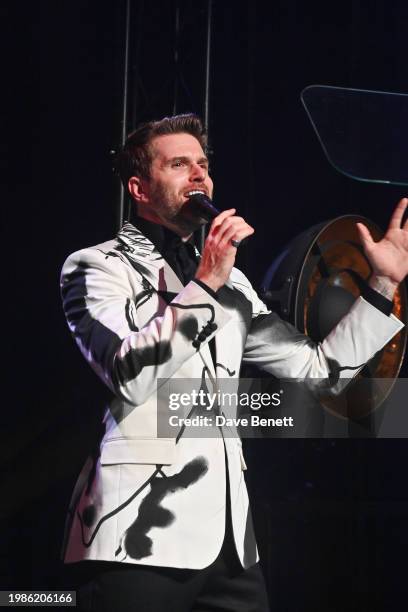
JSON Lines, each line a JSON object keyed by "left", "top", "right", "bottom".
{"left": 165, "top": 155, "right": 209, "bottom": 165}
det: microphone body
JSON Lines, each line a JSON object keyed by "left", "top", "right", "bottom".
{"left": 184, "top": 193, "right": 220, "bottom": 222}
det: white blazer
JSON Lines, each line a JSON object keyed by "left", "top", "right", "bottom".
{"left": 60, "top": 222, "right": 403, "bottom": 570}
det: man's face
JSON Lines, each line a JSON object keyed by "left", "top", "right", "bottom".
{"left": 135, "top": 133, "right": 213, "bottom": 234}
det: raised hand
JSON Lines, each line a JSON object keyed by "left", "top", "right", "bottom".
{"left": 356, "top": 198, "right": 408, "bottom": 297}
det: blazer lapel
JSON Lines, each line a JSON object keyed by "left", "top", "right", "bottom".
{"left": 117, "top": 222, "right": 217, "bottom": 379}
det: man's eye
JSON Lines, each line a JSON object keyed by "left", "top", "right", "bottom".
{"left": 172, "top": 160, "right": 184, "bottom": 167}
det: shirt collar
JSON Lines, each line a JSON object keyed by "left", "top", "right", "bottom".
{"left": 133, "top": 216, "right": 194, "bottom": 257}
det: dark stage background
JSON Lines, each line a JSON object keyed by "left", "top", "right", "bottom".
{"left": 4, "top": 2, "right": 408, "bottom": 610}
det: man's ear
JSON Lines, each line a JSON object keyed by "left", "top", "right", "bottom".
{"left": 128, "top": 176, "right": 149, "bottom": 203}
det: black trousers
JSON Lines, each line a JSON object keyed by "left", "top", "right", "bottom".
{"left": 74, "top": 553, "right": 269, "bottom": 612}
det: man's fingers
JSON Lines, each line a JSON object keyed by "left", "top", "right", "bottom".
{"left": 219, "top": 225, "right": 254, "bottom": 249}
{"left": 210, "top": 209, "right": 236, "bottom": 233}
{"left": 212, "top": 218, "right": 253, "bottom": 248}
{"left": 388, "top": 198, "right": 408, "bottom": 230}
{"left": 210, "top": 214, "right": 244, "bottom": 240}
{"left": 356, "top": 222, "right": 374, "bottom": 246}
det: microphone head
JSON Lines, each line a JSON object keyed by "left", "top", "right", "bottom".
{"left": 184, "top": 193, "right": 220, "bottom": 223}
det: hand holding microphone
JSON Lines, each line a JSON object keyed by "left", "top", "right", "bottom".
{"left": 187, "top": 194, "right": 255, "bottom": 291}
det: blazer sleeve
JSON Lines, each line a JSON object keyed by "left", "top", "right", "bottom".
{"left": 60, "top": 247, "right": 231, "bottom": 405}
{"left": 237, "top": 270, "right": 404, "bottom": 380}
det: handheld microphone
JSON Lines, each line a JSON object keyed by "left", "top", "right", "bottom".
{"left": 185, "top": 192, "right": 220, "bottom": 222}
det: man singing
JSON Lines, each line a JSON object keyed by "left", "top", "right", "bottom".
{"left": 60, "top": 114, "right": 407, "bottom": 611}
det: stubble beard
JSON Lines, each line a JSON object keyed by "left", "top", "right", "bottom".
{"left": 149, "top": 183, "right": 205, "bottom": 235}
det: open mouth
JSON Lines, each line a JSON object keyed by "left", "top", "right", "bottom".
{"left": 184, "top": 189, "right": 208, "bottom": 199}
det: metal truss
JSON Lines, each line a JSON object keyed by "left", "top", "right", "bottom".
{"left": 116, "top": 0, "right": 213, "bottom": 235}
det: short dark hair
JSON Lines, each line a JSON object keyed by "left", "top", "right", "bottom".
{"left": 115, "top": 113, "right": 208, "bottom": 188}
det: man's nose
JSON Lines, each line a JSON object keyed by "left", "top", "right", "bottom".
{"left": 190, "top": 163, "right": 206, "bottom": 181}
